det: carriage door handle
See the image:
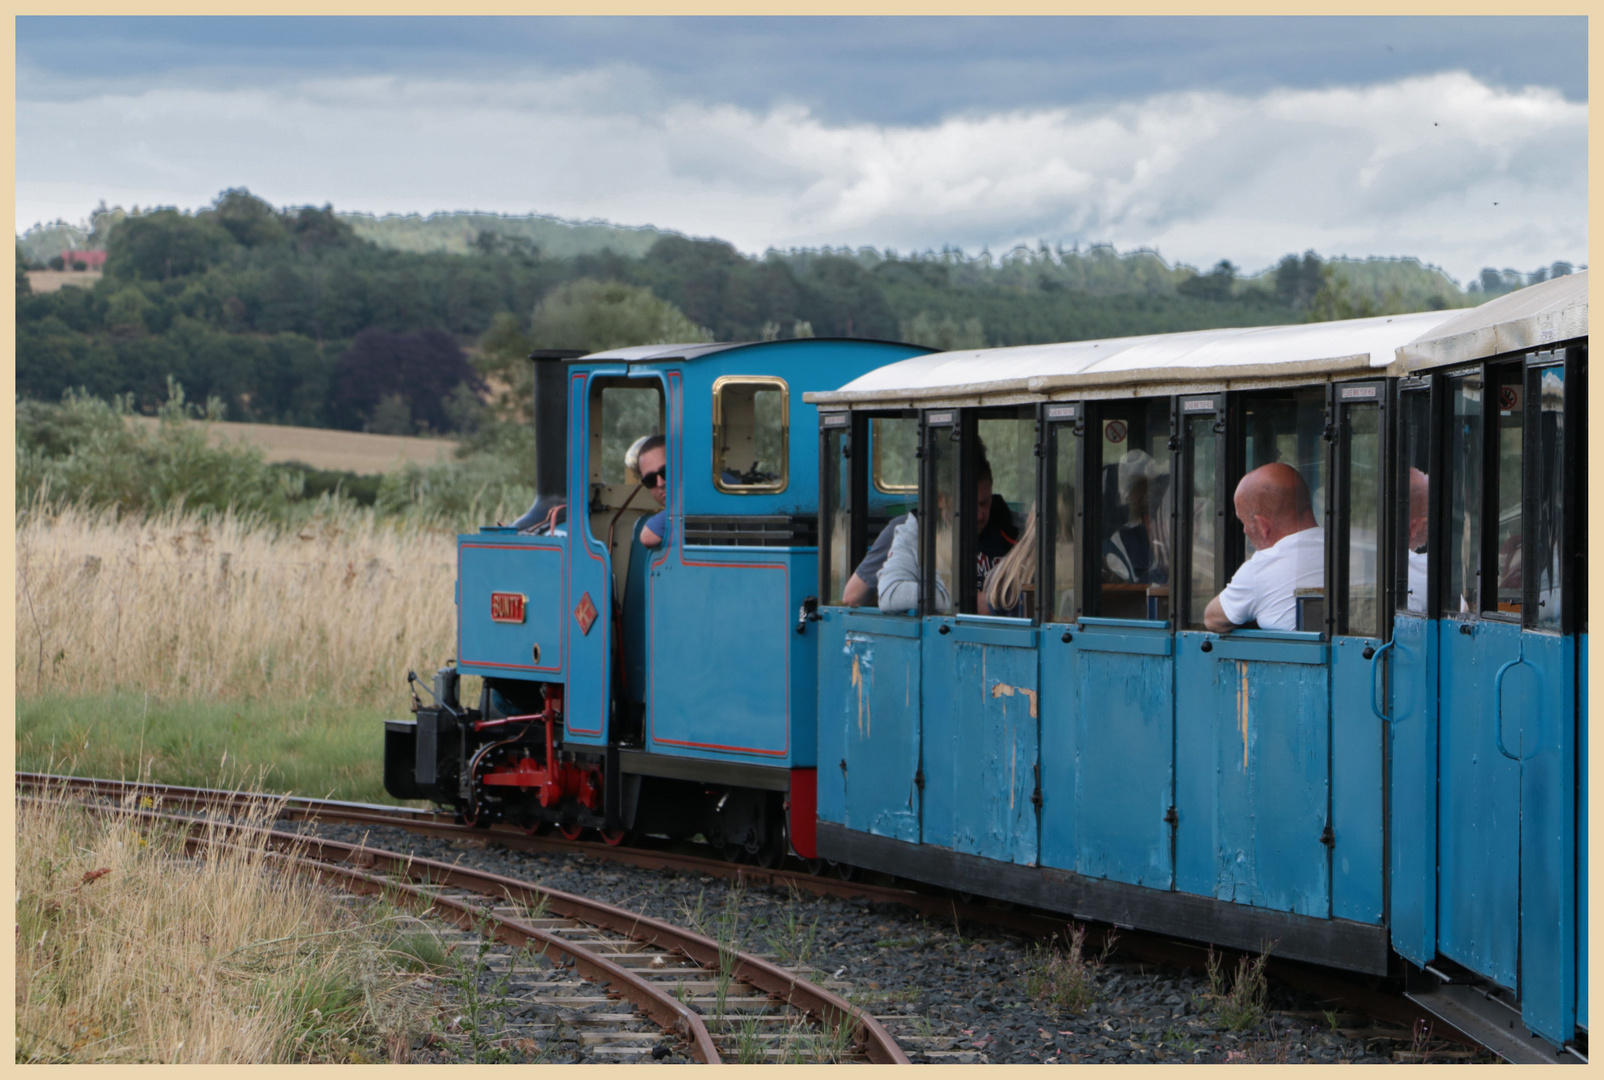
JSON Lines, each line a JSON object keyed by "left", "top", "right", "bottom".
{"left": 1368, "top": 639, "right": 1395, "bottom": 723}
{"left": 1493, "top": 640, "right": 1536, "bottom": 761}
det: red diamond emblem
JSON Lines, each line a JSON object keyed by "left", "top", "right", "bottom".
{"left": 574, "top": 592, "right": 598, "bottom": 636}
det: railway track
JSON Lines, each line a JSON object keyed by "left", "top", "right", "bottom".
{"left": 16, "top": 773, "right": 1487, "bottom": 1060}
{"left": 17, "top": 775, "right": 905, "bottom": 1064}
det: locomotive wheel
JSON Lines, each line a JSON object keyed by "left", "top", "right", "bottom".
{"left": 600, "top": 828, "right": 631, "bottom": 847}
{"left": 559, "top": 822, "right": 586, "bottom": 842}
{"left": 521, "top": 818, "right": 552, "bottom": 837}
{"left": 830, "top": 860, "right": 856, "bottom": 881}
{"left": 803, "top": 858, "right": 826, "bottom": 876}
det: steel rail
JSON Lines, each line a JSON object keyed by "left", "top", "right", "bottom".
{"left": 19, "top": 784, "right": 906, "bottom": 1064}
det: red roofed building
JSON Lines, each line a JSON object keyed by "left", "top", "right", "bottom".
{"left": 61, "top": 249, "right": 107, "bottom": 269}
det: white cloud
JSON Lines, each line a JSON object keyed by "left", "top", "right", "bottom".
{"left": 17, "top": 69, "right": 1585, "bottom": 283}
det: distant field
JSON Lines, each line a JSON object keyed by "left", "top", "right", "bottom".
{"left": 27, "top": 269, "right": 102, "bottom": 293}
{"left": 127, "top": 417, "right": 458, "bottom": 474}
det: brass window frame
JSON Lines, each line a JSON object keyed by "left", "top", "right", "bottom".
{"left": 712, "top": 375, "right": 789, "bottom": 494}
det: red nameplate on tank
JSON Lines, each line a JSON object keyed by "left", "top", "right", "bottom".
{"left": 490, "top": 591, "right": 527, "bottom": 623}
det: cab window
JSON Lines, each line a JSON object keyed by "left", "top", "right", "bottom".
{"left": 713, "top": 376, "right": 787, "bottom": 492}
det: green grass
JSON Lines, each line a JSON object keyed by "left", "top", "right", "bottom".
{"left": 17, "top": 691, "right": 413, "bottom": 803}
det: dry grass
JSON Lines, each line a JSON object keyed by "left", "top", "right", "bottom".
{"left": 26, "top": 269, "right": 103, "bottom": 293}
{"left": 16, "top": 502, "right": 457, "bottom": 707}
{"left": 15, "top": 784, "right": 433, "bottom": 1063}
{"left": 124, "top": 416, "right": 459, "bottom": 475}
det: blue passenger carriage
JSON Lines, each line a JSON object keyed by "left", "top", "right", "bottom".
{"left": 805, "top": 272, "right": 1587, "bottom": 1056}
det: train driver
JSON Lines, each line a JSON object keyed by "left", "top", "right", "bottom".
{"left": 1202, "top": 462, "right": 1324, "bottom": 633}
{"left": 637, "top": 435, "right": 671, "bottom": 548}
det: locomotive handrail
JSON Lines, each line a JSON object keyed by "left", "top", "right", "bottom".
{"left": 1493, "top": 640, "right": 1535, "bottom": 762}
{"left": 1368, "top": 639, "right": 1395, "bottom": 723}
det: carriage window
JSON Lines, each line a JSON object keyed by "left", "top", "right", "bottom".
{"left": 1445, "top": 373, "right": 1483, "bottom": 615}
{"left": 822, "top": 420, "right": 852, "bottom": 605}
{"left": 1184, "top": 410, "right": 1219, "bottom": 630}
{"left": 713, "top": 377, "right": 787, "bottom": 492}
{"left": 1397, "top": 387, "right": 1432, "bottom": 614}
{"left": 1049, "top": 417, "right": 1080, "bottom": 622}
{"left": 1490, "top": 364, "right": 1523, "bottom": 615}
{"left": 974, "top": 408, "right": 1034, "bottom": 616}
{"left": 1234, "top": 387, "right": 1326, "bottom": 631}
{"left": 1337, "top": 397, "right": 1383, "bottom": 636}
{"left": 872, "top": 416, "right": 919, "bottom": 493}
{"left": 926, "top": 422, "right": 959, "bottom": 614}
{"left": 1532, "top": 365, "right": 1566, "bottom": 631}
{"left": 1092, "top": 398, "right": 1172, "bottom": 620}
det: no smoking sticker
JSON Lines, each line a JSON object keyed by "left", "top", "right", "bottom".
{"left": 1498, "top": 385, "right": 1520, "bottom": 411}
{"left": 1104, "top": 419, "right": 1128, "bottom": 443}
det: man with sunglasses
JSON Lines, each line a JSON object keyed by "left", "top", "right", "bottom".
{"left": 637, "top": 435, "right": 671, "bottom": 548}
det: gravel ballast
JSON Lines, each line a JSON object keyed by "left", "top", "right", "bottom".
{"left": 310, "top": 822, "right": 1486, "bottom": 1064}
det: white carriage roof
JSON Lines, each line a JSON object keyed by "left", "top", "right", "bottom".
{"left": 1396, "top": 270, "right": 1588, "bottom": 372}
{"left": 805, "top": 309, "right": 1459, "bottom": 407}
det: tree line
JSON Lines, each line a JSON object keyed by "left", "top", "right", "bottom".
{"left": 17, "top": 188, "right": 1567, "bottom": 436}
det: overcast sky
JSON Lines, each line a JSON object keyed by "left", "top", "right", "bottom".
{"left": 16, "top": 16, "right": 1588, "bottom": 284}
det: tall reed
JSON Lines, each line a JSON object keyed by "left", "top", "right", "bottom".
{"left": 15, "top": 784, "right": 424, "bottom": 1062}
{"left": 16, "top": 499, "right": 458, "bottom": 707}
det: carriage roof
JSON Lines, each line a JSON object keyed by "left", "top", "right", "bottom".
{"left": 804, "top": 308, "right": 1464, "bottom": 408}
{"left": 1395, "top": 270, "right": 1588, "bottom": 372}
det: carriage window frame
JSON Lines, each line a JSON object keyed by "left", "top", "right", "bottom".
{"left": 872, "top": 415, "right": 920, "bottom": 494}
{"left": 711, "top": 375, "right": 789, "bottom": 493}
{"left": 1330, "top": 380, "right": 1388, "bottom": 639}
{"left": 1393, "top": 376, "right": 1438, "bottom": 618}
{"left": 961, "top": 403, "right": 1037, "bottom": 618}
{"left": 1042, "top": 402, "right": 1084, "bottom": 625}
{"left": 1085, "top": 396, "right": 1178, "bottom": 623}
{"left": 922, "top": 409, "right": 961, "bottom": 617}
{"left": 1523, "top": 352, "right": 1582, "bottom": 635}
{"left": 817, "top": 411, "right": 854, "bottom": 605}
{"left": 1178, "top": 394, "right": 1224, "bottom": 632}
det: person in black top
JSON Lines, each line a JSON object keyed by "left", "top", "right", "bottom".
{"left": 843, "top": 453, "right": 1018, "bottom": 610}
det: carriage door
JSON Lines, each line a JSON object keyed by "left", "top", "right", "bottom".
{"left": 1048, "top": 397, "right": 1176, "bottom": 891}
{"left": 920, "top": 406, "right": 1040, "bottom": 867}
{"left": 1175, "top": 387, "right": 1331, "bottom": 918}
{"left": 1432, "top": 351, "right": 1581, "bottom": 1045}
{"left": 815, "top": 411, "right": 924, "bottom": 844}
{"left": 1325, "top": 381, "right": 1388, "bottom": 925}
{"left": 1385, "top": 376, "right": 1439, "bottom": 966}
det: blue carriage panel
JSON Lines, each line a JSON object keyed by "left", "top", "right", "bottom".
{"left": 920, "top": 619, "right": 1039, "bottom": 866}
{"left": 833, "top": 613, "right": 922, "bottom": 843}
{"left": 1054, "top": 622, "right": 1174, "bottom": 889}
{"left": 645, "top": 544, "right": 810, "bottom": 767}
{"left": 1328, "top": 636, "right": 1385, "bottom": 924}
{"left": 815, "top": 609, "right": 853, "bottom": 825}
{"left": 1175, "top": 631, "right": 1330, "bottom": 918}
{"left": 1437, "top": 617, "right": 1522, "bottom": 989}
{"left": 1516, "top": 630, "right": 1577, "bottom": 1045}
{"left": 1385, "top": 612, "right": 1438, "bottom": 966}
{"left": 455, "top": 533, "right": 567, "bottom": 681}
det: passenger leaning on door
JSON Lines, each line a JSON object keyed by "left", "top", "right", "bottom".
{"left": 1203, "top": 463, "right": 1324, "bottom": 633}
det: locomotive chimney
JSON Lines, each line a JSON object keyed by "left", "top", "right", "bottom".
{"left": 511, "top": 349, "right": 584, "bottom": 529}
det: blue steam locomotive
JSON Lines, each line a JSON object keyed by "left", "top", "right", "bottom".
{"left": 385, "top": 271, "right": 1586, "bottom": 1058}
